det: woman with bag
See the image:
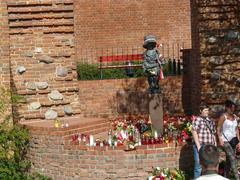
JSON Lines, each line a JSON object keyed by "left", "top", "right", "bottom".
{"left": 217, "top": 100, "right": 240, "bottom": 180}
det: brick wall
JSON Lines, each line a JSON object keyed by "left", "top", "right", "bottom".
{"left": 181, "top": 0, "right": 201, "bottom": 115}
{"left": 0, "top": 0, "right": 11, "bottom": 122}
{"left": 27, "top": 125, "right": 193, "bottom": 179}
{"left": 0, "top": 0, "right": 10, "bottom": 88}
{"left": 0, "top": 0, "right": 188, "bottom": 121}
{"left": 74, "top": 0, "right": 192, "bottom": 61}
{"left": 190, "top": 0, "right": 240, "bottom": 113}
{"left": 78, "top": 77, "right": 183, "bottom": 117}
{"left": 6, "top": 0, "right": 81, "bottom": 122}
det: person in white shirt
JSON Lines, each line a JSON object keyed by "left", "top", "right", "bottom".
{"left": 217, "top": 100, "right": 240, "bottom": 179}
{"left": 196, "top": 144, "right": 229, "bottom": 180}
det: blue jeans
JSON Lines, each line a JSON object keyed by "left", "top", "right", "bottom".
{"left": 193, "top": 145, "right": 201, "bottom": 179}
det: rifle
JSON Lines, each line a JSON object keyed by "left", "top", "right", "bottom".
{"left": 155, "top": 49, "right": 163, "bottom": 68}
{"left": 156, "top": 50, "right": 164, "bottom": 80}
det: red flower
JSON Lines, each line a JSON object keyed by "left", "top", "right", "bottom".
{"left": 160, "top": 175, "right": 165, "bottom": 180}
{"left": 181, "top": 130, "right": 189, "bottom": 140}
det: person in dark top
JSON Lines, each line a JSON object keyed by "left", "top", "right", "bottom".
{"left": 197, "top": 144, "right": 229, "bottom": 180}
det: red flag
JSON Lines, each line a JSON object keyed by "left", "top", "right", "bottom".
{"left": 159, "top": 68, "right": 164, "bottom": 80}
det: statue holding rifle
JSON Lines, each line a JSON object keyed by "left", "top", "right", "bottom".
{"left": 143, "top": 35, "right": 164, "bottom": 94}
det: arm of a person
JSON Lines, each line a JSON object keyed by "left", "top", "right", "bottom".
{"left": 237, "top": 111, "right": 240, "bottom": 118}
{"left": 212, "top": 119, "right": 217, "bottom": 146}
{"left": 236, "top": 128, "right": 240, "bottom": 141}
{"left": 236, "top": 127, "right": 240, "bottom": 150}
{"left": 192, "top": 130, "right": 201, "bottom": 151}
{"left": 217, "top": 115, "right": 225, "bottom": 146}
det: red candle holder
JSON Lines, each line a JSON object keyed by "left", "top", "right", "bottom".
{"left": 158, "top": 137, "right": 163, "bottom": 144}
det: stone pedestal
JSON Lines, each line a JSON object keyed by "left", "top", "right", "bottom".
{"left": 149, "top": 93, "right": 163, "bottom": 135}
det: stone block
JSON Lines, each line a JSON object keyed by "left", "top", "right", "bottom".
{"left": 48, "top": 90, "right": 64, "bottom": 101}
{"left": 45, "top": 109, "right": 58, "bottom": 120}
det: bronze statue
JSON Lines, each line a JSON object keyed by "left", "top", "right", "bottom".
{"left": 143, "top": 35, "right": 163, "bottom": 94}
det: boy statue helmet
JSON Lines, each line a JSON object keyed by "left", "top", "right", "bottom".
{"left": 143, "top": 35, "right": 157, "bottom": 49}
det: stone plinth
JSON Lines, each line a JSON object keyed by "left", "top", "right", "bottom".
{"left": 149, "top": 93, "right": 163, "bottom": 135}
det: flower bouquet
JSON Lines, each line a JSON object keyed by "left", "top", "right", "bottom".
{"left": 124, "top": 141, "right": 136, "bottom": 151}
{"left": 148, "top": 167, "right": 186, "bottom": 180}
{"left": 178, "top": 116, "right": 193, "bottom": 143}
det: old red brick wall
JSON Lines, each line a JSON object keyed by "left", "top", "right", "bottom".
{"left": 74, "top": 0, "right": 191, "bottom": 61}
{"left": 78, "top": 77, "right": 183, "bottom": 117}
{"left": 199, "top": 0, "right": 240, "bottom": 112}
{"left": 6, "top": 0, "right": 81, "bottom": 121}
{"left": 27, "top": 125, "right": 193, "bottom": 179}
{"left": 0, "top": 0, "right": 188, "bottom": 121}
{"left": 189, "top": 0, "right": 240, "bottom": 113}
{"left": 0, "top": 0, "right": 10, "bottom": 88}
{"left": 181, "top": 0, "right": 201, "bottom": 115}
{"left": 0, "top": 0, "right": 11, "bottom": 122}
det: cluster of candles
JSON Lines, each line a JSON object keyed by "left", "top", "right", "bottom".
{"left": 71, "top": 129, "right": 186, "bottom": 147}
{"left": 54, "top": 119, "right": 69, "bottom": 128}
{"left": 72, "top": 133, "right": 88, "bottom": 144}
{"left": 140, "top": 134, "right": 184, "bottom": 145}
{"left": 71, "top": 133, "right": 108, "bottom": 146}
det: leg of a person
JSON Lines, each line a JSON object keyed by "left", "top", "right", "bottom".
{"left": 152, "top": 75, "right": 160, "bottom": 93}
{"left": 224, "top": 153, "right": 230, "bottom": 178}
{"left": 155, "top": 74, "right": 160, "bottom": 89}
{"left": 193, "top": 145, "right": 201, "bottom": 179}
{"left": 223, "top": 142, "right": 239, "bottom": 180}
{"left": 147, "top": 76, "right": 154, "bottom": 93}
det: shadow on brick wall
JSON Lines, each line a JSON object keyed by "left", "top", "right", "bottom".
{"left": 115, "top": 78, "right": 149, "bottom": 114}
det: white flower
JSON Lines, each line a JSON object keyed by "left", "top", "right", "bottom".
{"left": 161, "top": 172, "right": 167, "bottom": 177}
{"left": 129, "top": 144, "right": 135, "bottom": 149}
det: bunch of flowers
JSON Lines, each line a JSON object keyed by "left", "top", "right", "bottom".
{"left": 148, "top": 167, "right": 185, "bottom": 180}
{"left": 70, "top": 114, "right": 194, "bottom": 147}
{"left": 109, "top": 114, "right": 194, "bottom": 147}
{"left": 111, "top": 115, "right": 158, "bottom": 148}
{"left": 163, "top": 114, "right": 193, "bottom": 144}
{"left": 110, "top": 118, "right": 141, "bottom": 149}
{"left": 178, "top": 116, "right": 193, "bottom": 141}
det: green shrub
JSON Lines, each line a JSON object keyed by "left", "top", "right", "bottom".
{"left": 0, "top": 87, "right": 51, "bottom": 180}
{"left": 77, "top": 63, "right": 145, "bottom": 80}
{"left": 0, "top": 120, "right": 31, "bottom": 179}
{"left": 77, "top": 63, "right": 100, "bottom": 80}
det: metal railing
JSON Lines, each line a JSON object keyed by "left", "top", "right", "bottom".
{"left": 76, "top": 42, "right": 185, "bottom": 79}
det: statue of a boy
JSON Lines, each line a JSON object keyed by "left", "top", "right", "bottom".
{"left": 142, "top": 35, "right": 163, "bottom": 94}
